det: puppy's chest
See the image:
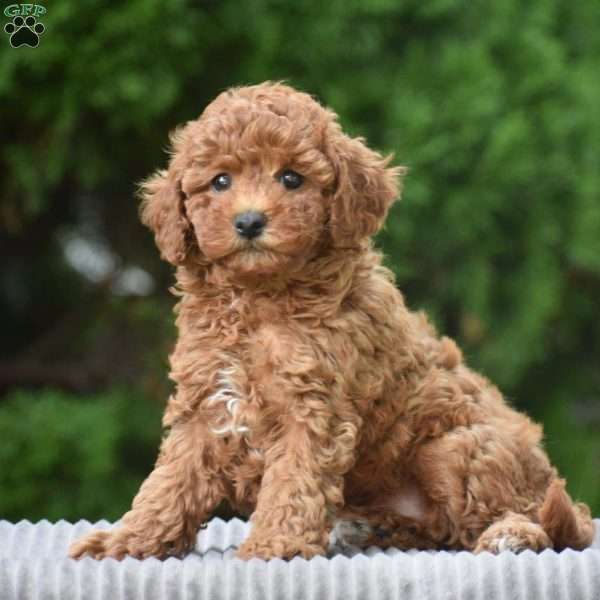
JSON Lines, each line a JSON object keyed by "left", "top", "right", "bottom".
{"left": 202, "top": 298, "right": 288, "bottom": 440}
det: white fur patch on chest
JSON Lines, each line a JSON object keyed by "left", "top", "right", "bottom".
{"left": 206, "top": 365, "right": 250, "bottom": 436}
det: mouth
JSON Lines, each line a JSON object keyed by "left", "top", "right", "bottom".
{"left": 228, "top": 239, "right": 267, "bottom": 257}
{"left": 234, "top": 237, "right": 295, "bottom": 257}
{"left": 213, "top": 239, "right": 298, "bottom": 277}
{"left": 206, "top": 229, "right": 304, "bottom": 275}
{"left": 245, "top": 239, "right": 267, "bottom": 251}
{"left": 211, "top": 240, "right": 267, "bottom": 263}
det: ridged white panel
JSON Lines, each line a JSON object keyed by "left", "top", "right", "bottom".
{"left": 0, "top": 519, "right": 598, "bottom": 599}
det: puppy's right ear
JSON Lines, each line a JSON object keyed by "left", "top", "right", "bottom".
{"left": 139, "top": 134, "right": 191, "bottom": 266}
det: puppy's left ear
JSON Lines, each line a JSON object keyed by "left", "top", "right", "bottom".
{"left": 139, "top": 130, "right": 192, "bottom": 265}
{"left": 326, "top": 130, "right": 405, "bottom": 247}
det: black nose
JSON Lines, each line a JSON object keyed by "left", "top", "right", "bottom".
{"left": 234, "top": 211, "right": 267, "bottom": 239}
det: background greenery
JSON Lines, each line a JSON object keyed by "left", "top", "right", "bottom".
{"left": 1, "top": 0, "right": 599, "bottom": 523}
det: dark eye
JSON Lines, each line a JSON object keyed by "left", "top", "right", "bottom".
{"left": 211, "top": 173, "right": 232, "bottom": 192}
{"left": 279, "top": 169, "right": 304, "bottom": 190}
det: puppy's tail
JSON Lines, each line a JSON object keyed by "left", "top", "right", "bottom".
{"left": 538, "top": 478, "right": 595, "bottom": 550}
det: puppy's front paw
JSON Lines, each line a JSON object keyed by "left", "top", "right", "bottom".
{"left": 69, "top": 528, "right": 166, "bottom": 560}
{"left": 236, "top": 534, "right": 326, "bottom": 560}
{"left": 69, "top": 530, "right": 122, "bottom": 560}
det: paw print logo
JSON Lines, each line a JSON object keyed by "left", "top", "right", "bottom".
{"left": 4, "top": 15, "right": 45, "bottom": 48}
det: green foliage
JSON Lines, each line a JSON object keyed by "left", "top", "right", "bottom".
{"left": 543, "top": 396, "right": 600, "bottom": 512}
{"left": 1, "top": 0, "right": 599, "bottom": 517}
{"left": 0, "top": 388, "right": 161, "bottom": 522}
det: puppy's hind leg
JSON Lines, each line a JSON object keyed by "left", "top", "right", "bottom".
{"left": 414, "top": 421, "right": 558, "bottom": 552}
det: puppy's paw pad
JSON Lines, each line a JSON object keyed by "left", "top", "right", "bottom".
{"left": 480, "top": 535, "right": 528, "bottom": 554}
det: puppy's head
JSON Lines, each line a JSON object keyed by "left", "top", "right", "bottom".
{"left": 140, "top": 82, "right": 404, "bottom": 277}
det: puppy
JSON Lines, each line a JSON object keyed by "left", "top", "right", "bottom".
{"left": 70, "top": 82, "right": 594, "bottom": 560}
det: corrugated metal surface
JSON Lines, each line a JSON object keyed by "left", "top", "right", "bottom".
{"left": 0, "top": 518, "right": 599, "bottom": 599}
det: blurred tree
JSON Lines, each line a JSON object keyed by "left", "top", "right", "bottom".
{"left": 0, "top": 0, "right": 599, "bottom": 518}
{"left": 0, "top": 388, "right": 161, "bottom": 522}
